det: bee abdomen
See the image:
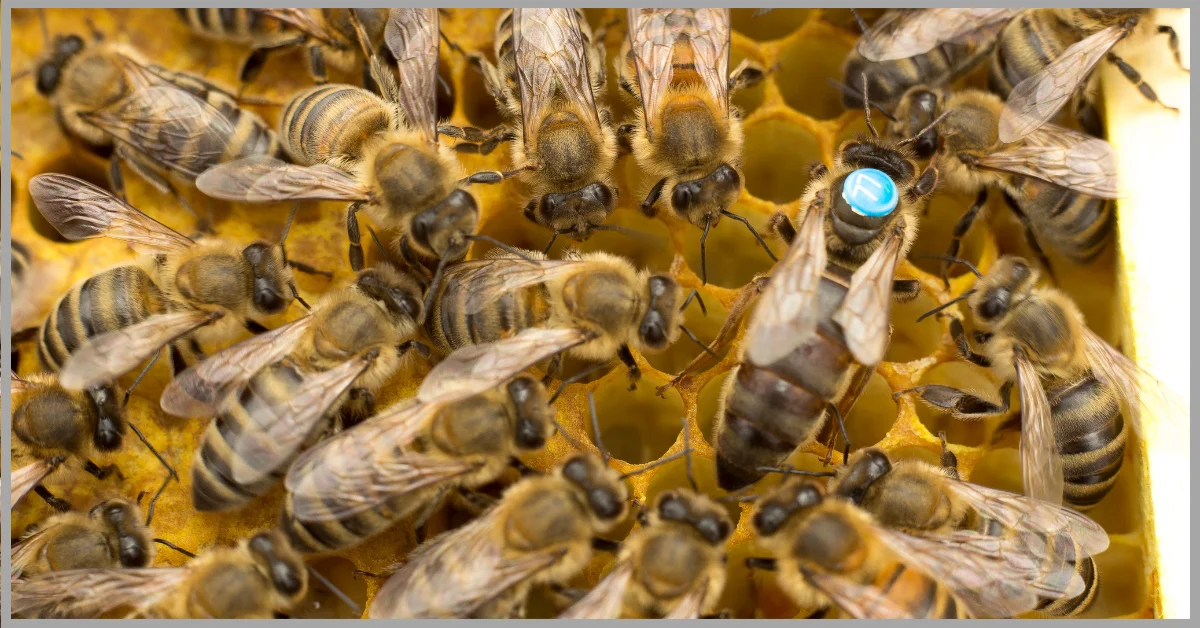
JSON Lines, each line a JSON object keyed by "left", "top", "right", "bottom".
{"left": 1050, "top": 375, "right": 1126, "bottom": 511}
{"left": 1038, "top": 555, "right": 1098, "bottom": 616}
{"left": 176, "top": 8, "right": 265, "bottom": 41}
{"left": 990, "top": 10, "right": 1072, "bottom": 96}
{"left": 280, "top": 84, "right": 393, "bottom": 166}
{"left": 425, "top": 277, "right": 549, "bottom": 354}
{"left": 876, "top": 563, "right": 967, "bottom": 618}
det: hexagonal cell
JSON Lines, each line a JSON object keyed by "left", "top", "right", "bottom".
{"left": 885, "top": 291, "right": 943, "bottom": 363}
{"left": 294, "top": 556, "right": 369, "bottom": 619}
{"left": 843, "top": 373, "right": 898, "bottom": 451}
{"left": 643, "top": 285, "right": 730, "bottom": 378}
{"left": 968, "top": 446, "right": 1022, "bottom": 494}
{"left": 677, "top": 201, "right": 780, "bottom": 289}
{"left": 1080, "top": 448, "right": 1142, "bottom": 536}
{"left": 592, "top": 375, "right": 686, "bottom": 463}
{"left": 1078, "top": 542, "right": 1146, "bottom": 618}
{"left": 776, "top": 33, "right": 853, "bottom": 120}
{"left": 459, "top": 62, "right": 504, "bottom": 130}
{"left": 742, "top": 118, "right": 821, "bottom": 204}
{"left": 908, "top": 190, "right": 993, "bottom": 281}
{"left": 730, "top": 8, "right": 810, "bottom": 42}
{"left": 564, "top": 204, "right": 676, "bottom": 273}
{"left": 436, "top": 58, "right": 456, "bottom": 121}
{"left": 911, "top": 361, "right": 1011, "bottom": 447}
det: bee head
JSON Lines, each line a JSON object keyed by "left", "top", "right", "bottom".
{"left": 241, "top": 242, "right": 294, "bottom": 315}
{"left": 36, "top": 34, "right": 85, "bottom": 96}
{"left": 524, "top": 182, "right": 617, "bottom": 241}
{"left": 506, "top": 374, "right": 554, "bottom": 452}
{"left": 94, "top": 499, "right": 151, "bottom": 567}
{"left": 354, "top": 263, "right": 423, "bottom": 323}
{"left": 894, "top": 88, "right": 942, "bottom": 159}
{"left": 248, "top": 531, "right": 307, "bottom": 599}
{"left": 410, "top": 189, "right": 478, "bottom": 259}
{"left": 637, "top": 274, "right": 683, "bottom": 353}
{"left": 831, "top": 448, "right": 893, "bottom": 505}
{"left": 655, "top": 491, "right": 733, "bottom": 545}
{"left": 971, "top": 256, "right": 1037, "bottom": 323}
{"left": 751, "top": 480, "right": 824, "bottom": 537}
{"left": 670, "top": 164, "right": 741, "bottom": 227}
{"left": 560, "top": 454, "right": 629, "bottom": 525}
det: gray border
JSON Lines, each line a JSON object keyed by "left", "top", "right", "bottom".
{"left": 3, "top": 0, "right": 1193, "bottom": 625}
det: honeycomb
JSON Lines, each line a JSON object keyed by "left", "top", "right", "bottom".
{"left": 7, "top": 7, "right": 1165, "bottom": 619}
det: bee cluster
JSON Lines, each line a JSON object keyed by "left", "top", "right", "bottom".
{"left": 8, "top": 7, "right": 1186, "bottom": 620}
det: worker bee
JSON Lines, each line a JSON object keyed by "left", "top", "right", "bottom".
{"left": 12, "top": 498, "right": 153, "bottom": 579}
{"left": 424, "top": 248, "right": 707, "bottom": 389}
{"left": 175, "top": 8, "right": 390, "bottom": 88}
{"left": 198, "top": 9, "right": 502, "bottom": 276}
{"left": 619, "top": 8, "right": 776, "bottom": 284}
{"left": 30, "top": 23, "right": 278, "bottom": 219}
{"left": 902, "top": 255, "right": 1188, "bottom": 510}
{"left": 366, "top": 453, "right": 630, "bottom": 618}
{"left": 841, "top": 9, "right": 1014, "bottom": 112}
{"left": 462, "top": 8, "right": 619, "bottom": 247}
{"left": 888, "top": 88, "right": 1120, "bottom": 283}
{"left": 747, "top": 477, "right": 1087, "bottom": 619}
{"left": 994, "top": 9, "right": 1186, "bottom": 143}
{"left": 281, "top": 327, "right": 589, "bottom": 554}
{"left": 12, "top": 530, "right": 308, "bottom": 619}
{"left": 830, "top": 444, "right": 1110, "bottom": 616}
{"left": 29, "top": 173, "right": 306, "bottom": 393}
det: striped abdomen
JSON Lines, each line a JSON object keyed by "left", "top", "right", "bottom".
{"left": 175, "top": 8, "right": 289, "bottom": 44}
{"left": 192, "top": 361, "right": 328, "bottom": 511}
{"left": 423, "top": 268, "right": 552, "bottom": 355}
{"left": 843, "top": 40, "right": 992, "bottom": 110}
{"left": 989, "top": 10, "right": 1075, "bottom": 96}
{"left": 866, "top": 562, "right": 968, "bottom": 618}
{"left": 279, "top": 84, "right": 394, "bottom": 166}
{"left": 714, "top": 268, "right": 862, "bottom": 491}
{"left": 1048, "top": 374, "right": 1126, "bottom": 511}
{"left": 1006, "top": 180, "right": 1113, "bottom": 264}
{"left": 38, "top": 266, "right": 166, "bottom": 372}
{"left": 972, "top": 518, "right": 1098, "bottom": 616}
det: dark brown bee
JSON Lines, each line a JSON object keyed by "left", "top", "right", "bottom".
{"left": 12, "top": 498, "right": 153, "bottom": 578}
{"left": 993, "top": 9, "right": 1186, "bottom": 142}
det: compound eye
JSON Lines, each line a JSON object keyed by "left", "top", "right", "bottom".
{"left": 752, "top": 503, "right": 789, "bottom": 535}
{"left": 712, "top": 164, "right": 740, "bottom": 186}
{"left": 36, "top": 64, "right": 60, "bottom": 95}
{"left": 980, "top": 291, "right": 1008, "bottom": 320}
{"left": 119, "top": 539, "right": 148, "bottom": 567}
{"left": 62, "top": 34, "right": 85, "bottom": 55}
{"left": 411, "top": 211, "right": 434, "bottom": 244}
{"left": 639, "top": 316, "right": 667, "bottom": 349}
{"left": 514, "top": 416, "right": 546, "bottom": 450}
{"left": 841, "top": 168, "right": 898, "bottom": 217}
{"left": 657, "top": 494, "right": 688, "bottom": 521}
{"left": 392, "top": 290, "right": 421, "bottom": 320}
{"left": 671, "top": 183, "right": 695, "bottom": 210}
{"left": 563, "top": 456, "right": 590, "bottom": 484}
{"left": 589, "top": 488, "right": 622, "bottom": 520}
{"left": 696, "top": 515, "right": 731, "bottom": 543}
{"left": 255, "top": 284, "right": 287, "bottom": 314}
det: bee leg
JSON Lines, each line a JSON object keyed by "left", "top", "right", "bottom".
{"left": 108, "top": 155, "right": 128, "bottom": 202}
{"left": 897, "top": 381, "right": 1013, "bottom": 420}
{"left": 942, "top": 188, "right": 990, "bottom": 289}
{"left": 239, "top": 36, "right": 306, "bottom": 85}
{"left": 591, "top": 537, "right": 621, "bottom": 553}
{"left": 1107, "top": 52, "right": 1179, "bottom": 113}
{"left": 397, "top": 339, "right": 433, "bottom": 363}
{"left": 891, "top": 279, "right": 921, "bottom": 303}
{"left": 548, "top": 584, "right": 589, "bottom": 604}
{"left": 728, "top": 58, "right": 770, "bottom": 92}
{"left": 438, "top": 30, "right": 465, "bottom": 56}
{"left": 288, "top": 260, "right": 334, "bottom": 278}
{"left": 1157, "top": 25, "right": 1189, "bottom": 72}
{"left": 308, "top": 45, "right": 328, "bottom": 85}
{"left": 767, "top": 211, "right": 797, "bottom": 244}
{"left": 461, "top": 167, "right": 528, "bottom": 185}
{"left": 450, "top": 488, "right": 497, "bottom": 517}
{"left": 641, "top": 178, "right": 667, "bottom": 217}
{"left": 999, "top": 192, "right": 1057, "bottom": 284}
{"left": 346, "top": 201, "right": 367, "bottom": 272}
{"left": 617, "top": 344, "right": 641, "bottom": 391}
{"left": 744, "top": 557, "right": 778, "bottom": 571}
{"left": 88, "top": 385, "right": 125, "bottom": 452}
{"left": 34, "top": 486, "right": 72, "bottom": 512}
{"left": 948, "top": 318, "right": 991, "bottom": 367}
{"left": 82, "top": 458, "right": 121, "bottom": 481}
{"left": 827, "top": 403, "right": 851, "bottom": 466}
{"left": 938, "top": 431, "right": 960, "bottom": 479}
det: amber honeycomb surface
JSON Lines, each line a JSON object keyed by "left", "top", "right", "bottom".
{"left": 8, "top": 8, "right": 1152, "bottom": 619}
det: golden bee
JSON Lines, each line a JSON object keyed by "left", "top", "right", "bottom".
{"left": 12, "top": 498, "right": 153, "bottom": 578}
{"left": 618, "top": 8, "right": 775, "bottom": 283}
{"left": 831, "top": 444, "right": 1110, "bottom": 616}
{"left": 461, "top": 8, "right": 619, "bottom": 247}
{"left": 902, "top": 255, "right": 1187, "bottom": 510}
{"left": 993, "top": 9, "right": 1186, "bottom": 143}
{"left": 280, "top": 327, "right": 589, "bottom": 553}
{"left": 198, "top": 9, "right": 503, "bottom": 277}
{"left": 12, "top": 530, "right": 308, "bottom": 619}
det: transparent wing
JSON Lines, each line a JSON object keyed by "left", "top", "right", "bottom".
{"left": 12, "top": 522, "right": 56, "bottom": 576}
{"left": 557, "top": 559, "right": 634, "bottom": 618}
{"left": 160, "top": 316, "right": 314, "bottom": 418}
{"left": 832, "top": 233, "right": 903, "bottom": 366}
{"left": 627, "top": 9, "right": 683, "bottom": 138}
{"left": 11, "top": 371, "right": 32, "bottom": 393}
{"left": 661, "top": 577, "right": 709, "bottom": 619}
{"left": 1081, "top": 327, "right": 1190, "bottom": 443}
{"left": 999, "top": 25, "right": 1126, "bottom": 143}
{"left": 11, "top": 568, "right": 184, "bottom": 618}
{"left": 227, "top": 354, "right": 375, "bottom": 487}
{"left": 688, "top": 8, "right": 731, "bottom": 119}
{"left": 857, "top": 8, "right": 1015, "bottom": 62}
{"left": 803, "top": 569, "right": 914, "bottom": 619}
{"left": 259, "top": 8, "right": 339, "bottom": 45}
{"left": 11, "top": 459, "right": 55, "bottom": 508}
{"left": 385, "top": 8, "right": 440, "bottom": 141}
{"left": 1014, "top": 351, "right": 1063, "bottom": 506}
{"left": 418, "top": 327, "right": 591, "bottom": 403}
{"left": 28, "top": 174, "right": 195, "bottom": 254}
{"left": 58, "top": 311, "right": 222, "bottom": 391}
{"left": 945, "top": 480, "right": 1110, "bottom": 556}
{"left": 196, "top": 155, "right": 370, "bottom": 203}
{"left": 11, "top": 257, "right": 69, "bottom": 333}
{"left": 744, "top": 204, "right": 826, "bottom": 366}
{"left": 514, "top": 8, "right": 600, "bottom": 157}
{"left": 976, "top": 124, "right": 1121, "bottom": 198}
{"left": 441, "top": 256, "right": 580, "bottom": 315}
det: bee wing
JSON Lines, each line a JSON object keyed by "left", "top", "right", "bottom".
{"left": 802, "top": 569, "right": 914, "bottom": 619}
{"left": 259, "top": 8, "right": 340, "bottom": 45}
{"left": 284, "top": 400, "right": 476, "bottom": 522}
{"left": 385, "top": 8, "right": 440, "bottom": 142}
{"left": 369, "top": 512, "right": 568, "bottom": 618}
{"left": 11, "top": 567, "right": 184, "bottom": 618}
{"left": 58, "top": 310, "right": 222, "bottom": 391}
{"left": 28, "top": 174, "right": 195, "bottom": 255}
{"left": 445, "top": 256, "right": 580, "bottom": 315}
{"left": 11, "top": 371, "right": 32, "bottom": 393}
{"left": 228, "top": 353, "right": 376, "bottom": 487}
{"left": 1081, "top": 328, "right": 1190, "bottom": 443}
{"left": 975, "top": 124, "right": 1121, "bottom": 198}
{"left": 944, "top": 480, "right": 1110, "bottom": 557}
{"left": 10, "top": 459, "right": 56, "bottom": 509}
{"left": 557, "top": 559, "right": 635, "bottom": 619}
{"left": 744, "top": 205, "right": 826, "bottom": 366}
{"left": 832, "top": 232, "right": 903, "bottom": 366}
{"left": 999, "top": 25, "right": 1126, "bottom": 143}
{"left": 857, "top": 8, "right": 1014, "bottom": 62}
{"left": 160, "top": 316, "right": 314, "bottom": 418}
{"left": 1014, "top": 350, "right": 1064, "bottom": 507}
{"left": 661, "top": 577, "right": 710, "bottom": 619}
{"left": 628, "top": 9, "right": 730, "bottom": 135}
{"left": 513, "top": 8, "right": 601, "bottom": 159}
{"left": 688, "top": 8, "right": 732, "bottom": 119}
{"left": 11, "top": 258, "right": 69, "bottom": 333}
{"left": 418, "top": 327, "right": 592, "bottom": 403}
{"left": 12, "top": 521, "right": 57, "bottom": 576}
{"left": 196, "top": 155, "right": 370, "bottom": 203}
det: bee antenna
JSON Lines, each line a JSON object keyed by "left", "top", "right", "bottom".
{"left": 619, "top": 450, "right": 689, "bottom": 479}
{"left": 549, "top": 416, "right": 585, "bottom": 452}
{"left": 548, "top": 361, "right": 610, "bottom": 404}
{"left": 679, "top": 288, "right": 707, "bottom": 315}
{"left": 39, "top": 8, "right": 50, "bottom": 45}
{"left": 142, "top": 470, "right": 174, "bottom": 527}
{"left": 587, "top": 391, "right": 611, "bottom": 466}
{"left": 307, "top": 566, "right": 362, "bottom": 616}
{"left": 716, "top": 485, "right": 757, "bottom": 503}
{"left": 592, "top": 223, "right": 659, "bottom": 245}
{"left": 897, "top": 109, "right": 954, "bottom": 148}
{"left": 345, "top": 9, "right": 375, "bottom": 61}
{"left": 679, "top": 325, "right": 717, "bottom": 358}
{"left": 152, "top": 538, "right": 197, "bottom": 559}
{"left": 681, "top": 416, "right": 698, "bottom": 493}
{"left": 12, "top": 150, "right": 24, "bottom": 160}
{"left": 721, "top": 210, "right": 778, "bottom": 265}
{"left": 915, "top": 253, "right": 983, "bottom": 279}
{"left": 422, "top": 247, "right": 453, "bottom": 325}
{"left": 826, "top": 78, "right": 896, "bottom": 121}
{"left": 850, "top": 8, "right": 869, "bottom": 35}
{"left": 278, "top": 203, "right": 301, "bottom": 264}
{"left": 291, "top": 288, "right": 312, "bottom": 311}
{"left": 543, "top": 231, "right": 561, "bottom": 256}
{"left": 464, "top": 234, "right": 536, "bottom": 262}
{"left": 862, "top": 74, "right": 879, "bottom": 138}
{"left": 757, "top": 466, "right": 837, "bottom": 478}
{"left": 363, "top": 224, "right": 396, "bottom": 267}
{"left": 916, "top": 289, "right": 977, "bottom": 322}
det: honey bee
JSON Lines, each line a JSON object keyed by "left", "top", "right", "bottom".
{"left": 618, "top": 8, "right": 776, "bottom": 284}
{"left": 461, "top": 8, "right": 619, "bottom": 246}
{"left": 747, "top": 477, "right": 1087, "bottom": 619}
{"left": 29, "top": 173, "right": 305, "bottom": 393}
{"left": 842, "top": 9, "right": 1015, "bottom": 112}
{"left": 367, "top": 453, "right": 630, "bottom": 618}
{"left": 888, "top": 87, "right": 1120, "bottom": 283}
{"left": 831, "top": 443, "right": 1109, "bottom": 616}
{"left": 175, "top": 8, "right": 390, "bottom": 87}
{"left": 30, "top": 24, "right": 279, "bottom": 218}
{"left": 12, "top": 530, "right": 308, "bottom": 618}
{"left": 281, "top": 327, "right": 588, "bottom": 554}
{"left": 993, "top": 9, "right": 1186, "bottom": 143}
{"left": 198, "top": 9, "right": 502, "bottom": 277}
{"left": 424, "top": 248, "right": 706, "bottom": 389}
{"left": 12, "top": 498, "right": 153, "bottom": 579}
{"left": 902, "top": 256, "right": 1188, "bottom": 510}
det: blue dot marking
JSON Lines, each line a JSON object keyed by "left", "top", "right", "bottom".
{"left": 842, "top": 168, "right": 898, "bottom": 217}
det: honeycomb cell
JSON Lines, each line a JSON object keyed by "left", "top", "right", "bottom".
{"left": 459, "top": 62, "right": 504, "bottom": 130}
{"left": 909, "top": 190, "right": 995, "bottom": 280}
{"left": 741, "top": 118, "right": 822, "bottom": 204}
{"left": 677, "top": 199, "right": 779, "bottom": 289}
{"left": 591, "top": 375, "right": 686, "bottom": 464}
{"left": 967, "top": 446, "right": 1022, "bottom": 493}
{"left": 843, "top": 373, "right": 897, "bottom": 451}
{"left": 730, "top": 8, "right": 810, "bottom": 42}
{"left": 912, "top": 361, "right": 1010, "bottom": 447}
{"left": 776, "top": 32, "right": 853, "bottom": 120}
{"left": 884, "top": 291, "right": 944, "bottom": 363}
